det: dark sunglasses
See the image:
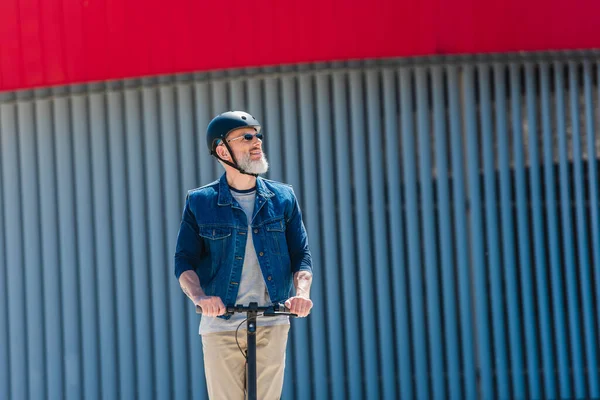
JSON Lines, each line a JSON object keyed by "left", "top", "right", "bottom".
{"left": 227, "top": 132, "right": 263, "bottom": 143}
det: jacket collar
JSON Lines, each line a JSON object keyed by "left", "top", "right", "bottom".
{"left": 217, "top": 173, "right": 274, "bottom": 206}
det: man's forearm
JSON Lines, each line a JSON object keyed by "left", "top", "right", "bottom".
{"left": 179, "top": 270, "right": 205, "bottom": 302}
{"left": 294, "top": 270, "right": 312, "bottom": 298}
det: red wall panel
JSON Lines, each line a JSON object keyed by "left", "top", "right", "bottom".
{"left": 1, "top": 0, "right": 599, "bottom": 92}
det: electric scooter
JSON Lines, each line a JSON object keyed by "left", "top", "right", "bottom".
{"left": 196, "top": 302, "right": 297, "bottom": 400}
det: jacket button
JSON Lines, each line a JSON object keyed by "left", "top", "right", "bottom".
{"left": 254, "top": 229, "right": 258, "bottom": 233}
{"left": 259, "top": 252, "right": 264, "bottom": 256}
{"left": 267, "top": 276, "right": 272, "bottom": 281}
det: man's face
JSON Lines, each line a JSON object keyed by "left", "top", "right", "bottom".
{"left": 224, "top": 127, "right": 269, "bottom": 174}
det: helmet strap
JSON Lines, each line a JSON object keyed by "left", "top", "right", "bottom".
{"left": 212, "top": 142, "right": 259, "bottom": 177}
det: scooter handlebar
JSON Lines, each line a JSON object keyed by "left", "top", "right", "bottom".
{"left": 195, "top": 303, "right": 296, "bottom": 316}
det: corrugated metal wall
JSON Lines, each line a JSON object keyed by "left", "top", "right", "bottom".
{"left": 1, "top": 53, "right": 599, "bottom": 400}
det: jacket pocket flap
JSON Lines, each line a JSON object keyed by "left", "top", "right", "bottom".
{"left": 265, "top": 219, "right": 285, "bottom": 232}
{"left": 198, "top": 227, "right": 232, "bottom": 240}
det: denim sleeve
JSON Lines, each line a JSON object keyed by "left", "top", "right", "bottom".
{"left": 174, "top": 194, "right": 205, "bottom": 280}
{"left": 285, "top": 192, "right": 313, "bottom": 274}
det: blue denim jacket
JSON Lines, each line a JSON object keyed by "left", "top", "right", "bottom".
{"left": 174, "top": 173, "right": 313, "bottom": 310}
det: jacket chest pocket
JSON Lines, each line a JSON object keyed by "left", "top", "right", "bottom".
{"left": 264, "top": 219, "right": 287, "bottom": 255}
{"left": 198, "top": 226, "right": 231, "bottom": 255}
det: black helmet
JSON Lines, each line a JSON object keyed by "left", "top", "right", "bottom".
{"left": 206, "top": 111, "right": 261, "bottom": 155}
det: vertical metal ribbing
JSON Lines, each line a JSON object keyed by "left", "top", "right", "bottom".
{"left": 228, "top": 74, "right": 246, "bottom": 111}
{"left": 19, "top": 99, "right": 46, "bottom": 400}
{"left": 125, "top": 88, "right": 154, "bottom": 400}
{"left": 315, "top": 72, "right": 347, "bottom": 400}
{"left": 365, "top": 68, "right": 396, "bottom": 400}
{"left": 399, "top": 66, "right": 430, "bottom": 400}
{"left": 191, "top": 80, "right": 212, "bottom": 400}
{"left": 478, "top": 63, "right": 510, "bottom": 400}
{"left": 0, "top": 103, "right": 10, "bottom": 400}
{"left": 177, "top": 81, "right": 202, "bottom": 400}
{"left": 280, "top": 72, "right": 301, "bottom": 400}
{"left": 174, "top": 82, "right": 196, "bottom": 400}
{"left": 195, "top": 81, "right": 216, "bottom": 186}
{"left": 177, "top": 81, "right": 198, "bottom": 198}
{"left": 509, "top": 62, "right": 538, "bottom": 398}
{"left": 463, "top": 63, "right": 494, "bottom": 400}
{"left": 554, "top": 61, "right": 586, "bottom": 398}
{"left": 89, "top": 91, "right": 118, "bottom": 400}
{"left": 293, "top": 73, "right": 315, "bottom": 400}
{"left": 142, "top": 85, "right": 171, "bottom": 400}
{"left": 38, "top": 98, "right": 64, "bottom": 400}
{"left": 539, "top": 62, "right": 571, "bottom": 398}
{"left": 246, "top": 75, "right": 263, "bottom": 116}
{"left": 160, "top": 84, "right": 187, "bottom": 400}
{"left": 308, "top": 70, "right": 328, "bottom": 400}
{"left": 38, "top": 97, "right": 63, "bottom": 399}
{"left": 348, "top": 69, "right": 380, "bottom": 400}
{"left": 72, "top": 93, "right": 100, "bottom": 400}
{"left": 524, "top": 62, "right": 556, "bottom": 399}
{"left": 2, "top": 102, "right": 27, "bottom": 400}
{"left": 106, "top": 89, "right": 136, "bottom": 400}
{"left": 495, "top": 62, "right": 526, "bottom": 400}
{"left": 211, "top": 77, "right": 229, "bottom": 180}
{"left": 168, "top": 83, "right": 190, "bottom": 400}
{"left": 432, "top": 65, "right": 462, "bottom": 400}
{"left": 383, "top": 67, "right": 413, "bottom": 400}
{"left": 54, "top": 95, "right": 82, "bottom": 400}
{"left": 332, "top": 70, "right": 362, "bottom": 400}
{"left": 415, "top": 67, "right": 445, "bottom": 400}
{"left": 292, "top": 75, "right": 327, "bottom": 400}
{"left": 280, "top": 73, "right": 302, "bottom": 202}
{"left": 447, "top": 65, "right": 477, "bottom": 400}
{"left": 264, "top": 75, "right": 283, "bottom": 183}
{"left": 0, "top": 109, "right": 7, "bottom": 400}
{"left": 568, "top": 61, "right": 599, "bottom": 397}
{"left": 586, "top": 61, "right": 600, "bottom": 395}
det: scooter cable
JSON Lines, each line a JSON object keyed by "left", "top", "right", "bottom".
{"left": 235, "top": 313, "right": 266, "bottom": 359}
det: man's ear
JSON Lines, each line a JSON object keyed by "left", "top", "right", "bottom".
{"left": 217, "top": 146, "right": 229, "bottom": 159}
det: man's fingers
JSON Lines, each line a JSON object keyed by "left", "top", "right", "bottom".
{"left": 196, "top": 297, "right": 226, "bottom": 317}
{"left": 299, "top": 303, "right": 312, "bottom": 317}
{"left": 208, "top": 299, "right": 224, "bottom": 316}
{"left": 288, "top": 297, "right": 312, "bottom": 317}
{"left": 301, "top": 299, "right": 313, "bottom": 316}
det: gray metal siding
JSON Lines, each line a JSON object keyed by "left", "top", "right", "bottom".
{"left": 1, "top": 53, "right": 600, "bottom": 399}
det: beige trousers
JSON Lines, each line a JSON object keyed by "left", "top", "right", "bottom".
{"left": 201, "top": 324, "right": 290, "bottom": 400}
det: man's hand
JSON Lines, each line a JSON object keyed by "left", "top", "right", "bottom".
{"left": 179, "top": 271, "right": 225, "bottom": 316}
{"left": 193, "top": 296, "right": 226, "bottom": 317}
{"left": 284, "top": 296, "right": 313, "bottom": 317}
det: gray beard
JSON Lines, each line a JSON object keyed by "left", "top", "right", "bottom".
{"left": 237, "top": 151, "right": 269, "bottom": 174}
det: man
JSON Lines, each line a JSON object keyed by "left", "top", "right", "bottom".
{"left": 174, "top": 111, "right": 314, "bottom": 399}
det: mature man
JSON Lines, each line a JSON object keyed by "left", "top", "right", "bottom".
{"left": 174, "top": 111, "right": 313, "bottom": 399}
